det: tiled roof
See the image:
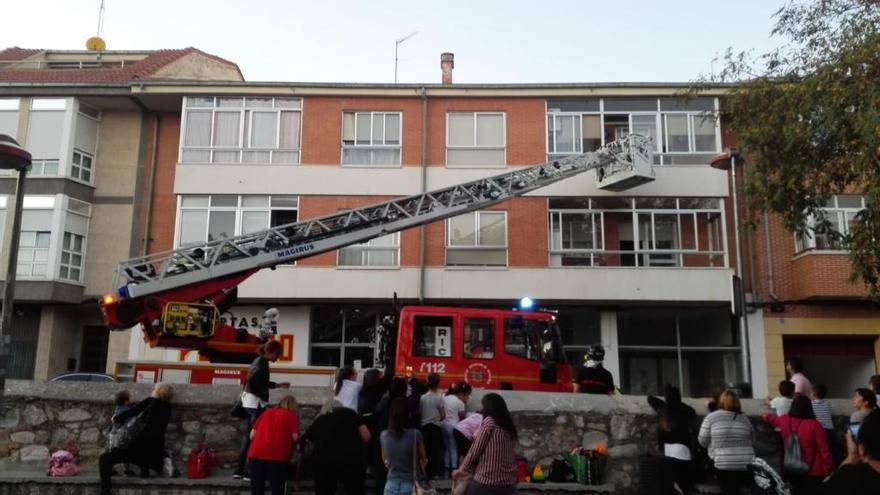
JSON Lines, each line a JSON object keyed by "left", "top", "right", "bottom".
{"left": 0, "top": 47, "right": 42, "bottom": 61}
{"left": 0, "top": 47, "right": 243, "bottom": 84}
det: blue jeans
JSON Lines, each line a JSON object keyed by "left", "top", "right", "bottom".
{"left": 383, "top": 478, "right": 414, "bottom": 495}
{"left": 441, "top": 423, "right": 458, "bottom": 469}
{"left": 237, "top": 407, "right": 263, "bottom": 473}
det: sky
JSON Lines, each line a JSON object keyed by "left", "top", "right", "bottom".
{"left": 2, "top": 0, "right": 787, "bottom": 84}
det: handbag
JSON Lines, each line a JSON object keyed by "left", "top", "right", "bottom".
{"left": 187, "top": 445, "right": 214, "bottom": 479}
{"left": 783, "top": 420, "right": 810, "bottom": 475}
{"left": 412, "top": 430, "right": 437, "bottom": 495}
{"left": 113, "top": 410, "right": 147, "bottom": 450}
{"left": 230, "top": 383, "right": 248, "bottom": 419}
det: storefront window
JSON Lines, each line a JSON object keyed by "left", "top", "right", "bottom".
{"left": 618, "top": 308, "right": 740, "bottom": 397}
{"left": 555, "top": 308, "right": 601, "bottom": 365}
{"left": 309, "top": 306, "right": 381, "bottom": 367}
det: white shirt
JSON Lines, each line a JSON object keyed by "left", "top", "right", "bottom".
{"left": 335, "top": 379, "right": 361, "bottom": 411}
{"left": 443, "top": 395, "right": 466, "bottom": 427}
{"left": 241, "top": 391, "right": 266, "bottom": 409}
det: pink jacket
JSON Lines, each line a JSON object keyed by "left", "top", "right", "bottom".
{"left": 764, "top": 414, "right": 832, "bottom": 477}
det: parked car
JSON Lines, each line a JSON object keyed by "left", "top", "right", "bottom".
{"left": 50, "top": 372, "right": 117, "bottom": 382}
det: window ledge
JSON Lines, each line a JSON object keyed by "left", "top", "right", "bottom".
{"left": 335, "top": 266, "right": 402, "bottom": 271}
{"left": 178, "top": 162, "right": 301, "bottom": 167}
{"left": 548, "top": 265, "right": 730, "bottom": 270}
{"left": 340, "top": 164, "right": 403, "bottom": 169}
{"left": 792, "top": 249, "right": 849, "bottom": 261}
{"left": 444, "top": 266, "right": 509, "bottom": 271}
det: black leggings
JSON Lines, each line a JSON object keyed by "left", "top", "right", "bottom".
{"left": 314, "top": 461, "right": 364, "bottom": 495}
{"left": 99, "top": 448, "right": 161, "bottom": 495}
{"left": 716, "top": 469, "right": 752, "bottom": 495}
{"left": 249, "top": 459, "right": 288, "bottom": 495}
{"left": 421, "top": 423, "right": 445, "bottom": 478}
{"left": 659, "top": 457, "right": 694, "bottom": 495}
{"left": 453, "top": 430, "right": 473, "bottom": 458}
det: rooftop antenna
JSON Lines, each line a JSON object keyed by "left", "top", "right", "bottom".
{"left": 86, "top": 0, "right": 107, "bottom": 53}
{"left": 394, "top": 31, "right": 418, "bottom": 84}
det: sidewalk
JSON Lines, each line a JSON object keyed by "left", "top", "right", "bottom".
{"left": 0, "top": 465, "right": 614, "bottom": 494}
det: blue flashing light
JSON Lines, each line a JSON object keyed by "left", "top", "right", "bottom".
{"left": 117, "top": 286, "right": 130, "bottom": 299}
{"left": 519, "top": 297, "right": 534, "bottom": 310}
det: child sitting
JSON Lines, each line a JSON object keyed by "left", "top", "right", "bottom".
{"left": 768, "top": 380, "right": 795, "bottom": 416}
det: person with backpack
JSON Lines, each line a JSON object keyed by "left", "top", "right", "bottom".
{"left": 380, "top": 398, "right": 428, "bottom": 495}
{"left": 764, "top": 395, "right": 832, "bottom": 495}
{"left": 647, "top": 384, "right": 697, "bottom": 495}
{"left": 99, "top": 383, "right": 174, "bottom": 495}
{"left": 697, "top": 391, "right": 755, "bottom": 495}
{"left": 247, "top": 395, "right": 300, "bottom": 495}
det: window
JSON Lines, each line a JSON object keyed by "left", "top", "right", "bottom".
{"left": 412, "top": 315, "right": 453, "bottom": 358}
{"left": 618, "top": 308, "right": 740, "bottom": 397}
{"left": 177, "top": 195, "right": 299, "bottom": 246}
{"left": 446, "top": 211, "right": 507, "bottom": 266}
{"left": 504, "top": 317, "right": 546, "bottom": 361}
{"left": 17, "top": 231, "right": 51, "bottom": 277}
{"left": 338, "top": 233, "right": 399, "bottom": 267}
{"left": 795, "top": 195, "right": 865, "bottom": 252}
{"left": 310, "top": 306, "right": 381, "bottom": 367}
{"left": 446, "top": 112, "right": 505, "bottom": 166}
{"left": 181, "top": 97, "right": 302, "bottom": 164}
{"left": 549, "top": 197, "right": 726, "bottom": 268}
{"left": 546, "top": 97, "right": 719, "bottom": 165}
{"left": 71, "top": 150, "right": 93, "bottom": 183}
{"left": 342, "top": 112, "right": 401, "bottom": 166}
{"left": 0, "top": 98, "right": 18, "bottom": 139}
{"left": 554, "top": 308, "right": 601, "bottom": 366}
{"left": 463, "top": 317, "right": 495, "bottom": 359}
{"left": 26, "top": 99, "right": 66, "bottom": 175}
{"left": 59, "top": 232, "right": 84, "bottom": 281}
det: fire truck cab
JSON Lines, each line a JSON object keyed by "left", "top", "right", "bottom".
{"left": 394, "top": 306, "right": 571, "bottom": 392}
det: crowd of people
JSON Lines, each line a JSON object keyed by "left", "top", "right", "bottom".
{"left": 95, "top": 348, "right": 880, "bottom": 495}
{"left": 648, "top": 357, "right": 880, "bottom": 495}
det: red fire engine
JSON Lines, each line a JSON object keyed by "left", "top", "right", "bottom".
{"left": 100, "top": 134, "right": 654, "bottom": 390}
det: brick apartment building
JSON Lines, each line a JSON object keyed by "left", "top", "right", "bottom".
{"left": 1, "top": 46, "right": 876, "bottom": 397}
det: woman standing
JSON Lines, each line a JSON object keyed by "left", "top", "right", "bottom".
{"left": 419, "top": 373, "right": 446, "bottom": 479}
{"left": 335, "top": 366, "right": 361, "bottom": 411}
{"left": 380, "top": 398, "right": 428, "bottom": 495}
{"left": 443, "top": 382, "right": 472, "bottom": 475}
{"left": 306, "top": 398, "right": 372, "bottom": 495}
{"left": 452, "top": 393, "right": 518, "bottom": 495}
{"left": 647, "top": 384, "right": 697, "bottom": 495}
{"left": 247, "top": 395, "right": 300, "bottom": 495}
{"left": 99, "top": 383, "right": 174, "bottom": 495}
{"left": 850, "top": 388, "right": 878, "bottom": 425}
{"left": 697, "top": 391, "right": 755, "bottom": 495}
{"left": 764, "top": 395, "right": 832, "bottom": 495}
{"left": 236, "top": 341, "right": 290, "bottom": 480}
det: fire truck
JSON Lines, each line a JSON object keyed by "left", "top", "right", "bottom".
{"left": 100, "top": 134, "right": 654, "bottom": 390}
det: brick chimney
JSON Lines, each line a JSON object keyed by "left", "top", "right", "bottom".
{"left": 441, "top": 52, "right": 454, "bottom": 85}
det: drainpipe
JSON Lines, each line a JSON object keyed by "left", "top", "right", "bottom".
{"left": 763, "top": 212, "right": 781, "bottom": 302}
{"left": 417, "top": 88, "right": 428, "bottom": 302}
{"left": 142, "top": 113, "right": 159, "bottom": 256}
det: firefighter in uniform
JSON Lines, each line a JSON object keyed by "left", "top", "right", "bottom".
{"left": 572, "top": 344, "right": 616, "bottom": 395}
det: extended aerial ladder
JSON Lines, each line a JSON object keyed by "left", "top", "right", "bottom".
{"left": 101, "top": 134, "right": 655, "bottom": 362}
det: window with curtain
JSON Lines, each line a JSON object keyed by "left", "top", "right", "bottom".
{"left": 176, "top": 195, "right": 299, "bottom": 246}
{"left": 446, "top": 112, "right": 505, "bottom": 166}
{"left": 446, "top": 211, "right": 507, "bottom": 266}
{"left": 181, "top": 97, "right": 302, "bottom": 165}
{"left": 338, "top": 233, "right": 400, "bottom": 267}
{"left": 341, "top": 111, "right": 402, "bottom": 166}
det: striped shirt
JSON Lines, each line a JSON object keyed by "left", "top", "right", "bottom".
{"left": 459, "top": 417, "right": 518, "bottom": 486}
{"left": 698, "top": 410, "right": 755, "bottom": 471}
{"left": 812, "top": 399, "right": 834, "bottom": 430}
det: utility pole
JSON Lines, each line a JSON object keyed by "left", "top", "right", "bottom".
{"left": 394, "top": 31, "right": 418, "bottom": 83}
{"left": 0, "top": 135, "right": 32, "bottom": 401}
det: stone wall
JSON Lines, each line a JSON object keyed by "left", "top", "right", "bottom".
{"left": 0, "top": 381, "right": 856, "bottom": 494}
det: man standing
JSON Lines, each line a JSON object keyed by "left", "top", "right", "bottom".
{"left": 786, "top": 357, "right": 812, "bottom": 396}
{"left": 572, "top": 345, "right": 615, "bottom": 395}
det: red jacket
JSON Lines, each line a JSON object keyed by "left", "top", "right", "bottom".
{"left": 764, "top": 414, "right": 832, "bottom": 477}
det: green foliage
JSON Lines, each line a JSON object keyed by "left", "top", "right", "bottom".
{"left": 688, "top": 0, "right": 880, "bottom": 294}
